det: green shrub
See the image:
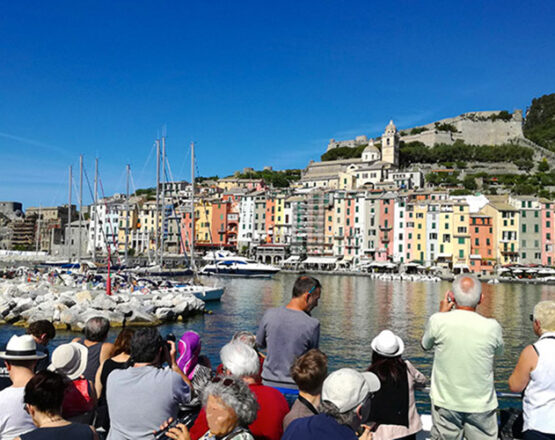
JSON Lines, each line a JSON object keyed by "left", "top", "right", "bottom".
{"left": 410, "top": 127, "right": 429, "bottom": 135}
{"left": 435, "top": 122, "right": 458, "bottom": 133}
{"left": 538, "top": 159, "right": 550, "bottom": 172}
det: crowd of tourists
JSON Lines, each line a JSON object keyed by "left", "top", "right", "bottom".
{"left": 0, "top": 275, "right": 553, "bottom": 440}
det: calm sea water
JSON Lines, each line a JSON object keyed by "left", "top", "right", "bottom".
{"left": 1, "top": 273, "right": 553, "bottom": 409}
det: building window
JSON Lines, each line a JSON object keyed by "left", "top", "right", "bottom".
{"left": 459, "top": 250, "right": 464, "bottom": 258}
{"left": 458, "top": 237, "right": 465, "bottom": 244}
{"left": 522, "top": 224, "right": 527, "bottom": 233}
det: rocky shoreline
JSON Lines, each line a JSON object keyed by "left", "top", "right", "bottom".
{"left": 0, "top": 280, "right": 206, "bottom": 330}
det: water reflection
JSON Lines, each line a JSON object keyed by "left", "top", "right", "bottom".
{"left": 1, "top": 273, "right": 553, "bottom": 409}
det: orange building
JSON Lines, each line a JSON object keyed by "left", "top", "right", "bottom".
{"left": 264, "top": 198, "right": 276, "bottom": 243}
{"left": 469, "top": 214, "right": 495, "bottom": 274}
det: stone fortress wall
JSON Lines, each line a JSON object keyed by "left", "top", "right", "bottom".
{"left": 400, "top": 110, "right": 524, "bottom": 147}
{"left": 326, "top": 110, "right": 525, "bottom": 151}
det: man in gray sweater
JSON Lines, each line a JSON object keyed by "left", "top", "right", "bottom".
{"left": 256, "top": 276, "right": 321, "bottom": 391}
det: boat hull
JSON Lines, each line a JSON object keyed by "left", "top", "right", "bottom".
{"left": 200, "top": 267, "right": 279, "bottom": 278}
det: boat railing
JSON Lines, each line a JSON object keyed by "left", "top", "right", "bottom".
{"left": 417, "top": 386, "right": 521, "bottom": 400}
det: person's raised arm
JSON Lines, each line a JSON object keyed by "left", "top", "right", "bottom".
{"left": 439, "top": 290, "right": 455, "bottom": 313}
{"left": 509, "top": 345, "right": 537, "bottom": 393}
{"left": 167, "top": 341, "right": 192, "bottom": 389}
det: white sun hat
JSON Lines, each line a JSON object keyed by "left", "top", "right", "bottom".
{"left": 48, "top": 343, "right": 88, "bottom": 380}
{"left": 371, "top": 330, "right": 405, "bottom": 357}
{"left": 322, "top": 368, "right": 381, "bottom": 413}
{"left": 0, "top": 335, "right": 47, "bottom": 361}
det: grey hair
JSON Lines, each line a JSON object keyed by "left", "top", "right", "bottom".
{"left": 84, "top": 316, "right": 110, "bottom": 342}
{"left": 452, "top": 274, "right": 482, "bottom": 307}
{"left": 220, "top": 342, "right": 259, "bottom": 378}
{"left": 231, "top": 331, "right": 257, "bottom": 349}
{"left": 319, "top": 400, "right": 357, "bottom": 426}
{"left": 534, "top": 300, "right": 555, "bottom": 333}
{"left": 202, "top": 376, "right": 259, "bottom": 426}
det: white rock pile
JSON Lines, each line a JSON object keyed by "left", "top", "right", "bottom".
{"left": 0, "top": 280, "right": 206, "bottom": 330}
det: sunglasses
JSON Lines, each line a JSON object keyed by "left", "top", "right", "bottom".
{"left": 530, "top": 314, "right": 534, "bottom": 322}
{"left": 211, "top": 376, "right": 236, "bottom": 387}
{"left": 23, "top": 403, "right": 30, "bottom": 414}
{"left": 307, "top": 284, "right": 319, "bottom": 295}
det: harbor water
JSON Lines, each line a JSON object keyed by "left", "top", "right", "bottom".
{"left": 1, "top": 273, "right": 553, "bottom": 410}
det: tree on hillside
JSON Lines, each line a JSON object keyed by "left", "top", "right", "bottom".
{"left": 524, "top": 93, "right": 555, "bottom": 152}
{"left": 538, "top": 158, "right": 550, "bottom": 172}
{"left": 463, "top": 176, "right": 477, "bottom": 191}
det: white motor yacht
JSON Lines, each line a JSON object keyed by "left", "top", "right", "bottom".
{"left": 200, "top": 252, "right": 280, "bottom": 278}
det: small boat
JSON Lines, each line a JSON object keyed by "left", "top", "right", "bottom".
{"left": 200, "top": 254, "right": 280, "bottom": 278}
{"left": 158, "top": 284, "right": 225, "bottom": 302}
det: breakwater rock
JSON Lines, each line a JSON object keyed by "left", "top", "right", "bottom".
{"left": 0, "top": 280, "right": 206, "bottom": 330}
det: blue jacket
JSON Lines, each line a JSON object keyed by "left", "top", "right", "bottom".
{"left": 282, "top": 414, "right": 357, "bottom": 440}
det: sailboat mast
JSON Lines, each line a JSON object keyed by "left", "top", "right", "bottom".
{"left": 93, "top": 158, "right": 98, "bottom": 262}
{"left": 155, "top": 139, "right": 160, "bottom": 266}
{"left": 125, "top": 164, "right": 130, "bottom": 263}
{"left": 78, "top": 155, "right": 83, "bottom": 265}
{"left": 67, "top": 165, "right": 72, "bottom": 259}
{"left": 190, "top": 142, "right": 196, "bottom": 271}
{"left": 161, "top": 135, "right": 166, "bottom": 266}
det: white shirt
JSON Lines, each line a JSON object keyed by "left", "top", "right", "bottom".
{"left": 523, "top": 332, "right": 555, "bottom": 434}
{"left": 0, "top": 386, "right": 36, "bottom": 440}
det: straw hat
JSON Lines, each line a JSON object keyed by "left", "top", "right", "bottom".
{"left": 371, "top": 330, "right": 405, "bottom": 357}
{"left": 0, "top": 335, "right": 47, "bottom": 361}
{"left": 48, "top": 343, "right": 88, "bottom": 380}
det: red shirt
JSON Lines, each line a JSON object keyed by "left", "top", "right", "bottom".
{"left": 189, "top": 383, "right": 289, "bottom": 440}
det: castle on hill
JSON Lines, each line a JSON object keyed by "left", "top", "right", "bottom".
{"left": 300, "top": 120, "right": 423, "bottom": 190}
{"left": 299, "top": 110, "right": 527, "bottom": 191}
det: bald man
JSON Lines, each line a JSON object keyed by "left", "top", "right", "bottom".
{"left": 421, "top": 274, "right": 504, "bottom": 440}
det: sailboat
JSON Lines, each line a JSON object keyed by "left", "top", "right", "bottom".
{"left": 149, "top": 140, "right": 224, "bottom": 301}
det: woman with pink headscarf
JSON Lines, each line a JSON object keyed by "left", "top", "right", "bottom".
{"left": 177, "top": 331, "right": 212, "bottom": 409}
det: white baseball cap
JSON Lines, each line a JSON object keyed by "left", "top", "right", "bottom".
{"left": 322, "top": 368, "right": 381, "bottom": 413}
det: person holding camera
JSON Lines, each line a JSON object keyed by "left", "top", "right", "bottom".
{"left": 106, "top": 328, "right": 192, "bottom": 440}
{"left": 421, "top": 274, "right": 504, "bottom": 440}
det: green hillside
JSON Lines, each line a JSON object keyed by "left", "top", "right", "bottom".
{"left": 524, "top": 93, "right": 555, "bottom": 152}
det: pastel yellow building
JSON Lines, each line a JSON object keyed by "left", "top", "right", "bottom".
{"left": 480, "top": 198, "right": 519, "bottom": 265}
{"left": 412, "top": 203, "right": 427, "bottom": 262}
{"left": 451, "top": 202, "right": 470, "bottom": 267}
{"left": 194, "top": 200, "right": 213, "bottom": 244}
{"left": 437, "top": 202, "right": 454, "bottom": 267}
{"left": 273, "top": 196, "right": 286, "bottom": 244}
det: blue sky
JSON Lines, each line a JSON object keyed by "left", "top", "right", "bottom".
{"left": 1, "top": 0, "right": 554, "bottom": 209}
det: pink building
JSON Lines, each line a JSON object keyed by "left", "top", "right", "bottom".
{"left": 378, "top": 195, "right": 395, "bottom": 261}
{"left": 541, "top": 200, "right": 555, "bottom": 266}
